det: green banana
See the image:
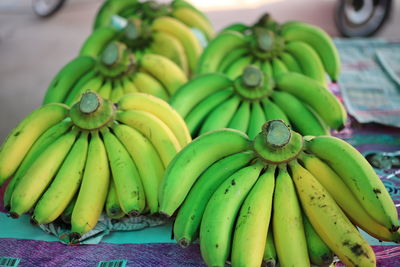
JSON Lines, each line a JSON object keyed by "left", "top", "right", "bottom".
{"left": 130, "top": 71, "right": 169, "bottom": 101}
{"left": 263, "top": 227, "right": 277, "bottom": 267}
{"left": 185, "top": 89, "right": 234, "bottom": 136}
{"left": 169, "top": 73, "right": 232, "bottom": 118}
{"left": 247, "top": 101, "right": 267, "bottom": 139}
{"left": 271, "top": 91, "right": 328, "bottom": 136}
{"left": 285, "top": 41, "right": 326, "bottom": 84}
{"left": 218, "top": 47, "right": 250, "bottom": 73}
{"left": 271, "top": 57, "right": 288, "bottom": 81}
{"left": 273, "top": 165, "right": 310, "bottom": 267}
{"left": 79, "top": 26, "right": 119, "bottom": 58}
{"left": 102, "top": 127, "right": 145, "bottom": 215}
{"left": 199, "top": 161, "right": 264, "bottom": 267}
{"left": 281, "top": 22, "right": 340, "bottom": 81}
{"left": 231, "top": 165, "right": 275, "bottom": 267}
{"left": 106, "top": 178, "right": 125, "bottom": 219}
{"left": 279, "top": 52, "right": 302, "bottom": 73}
{"left": 197, "top": 31, "right": 247, "bottom": 74}
{"left": 159, "top": 129, "right": 251, "bottom": 217}
{"left": 260, "top": 98, "right": 290, "bottom": 125}
{"left": 276, "top": 72, "right": 347, "bottom": 130}
{"left": 224, "top": 55, "right": 253, "bottom": 80}
{"left": 43, "top": 56, "right": 96, "bottom": 104}
{"left": 227, "top": 100, "right": 251, "bottom": 133}
{"left": 199, "top": 94, "right": 241, "bottom": 135}
{"left": 173, "top": 151, "right": 255, "bottom": 247}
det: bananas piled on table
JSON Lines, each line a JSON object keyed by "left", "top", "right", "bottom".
{"left": 82, "top": 0, "right": 213, "bottom": 76}
{"left": 170, "top": 65, "right": 346, "bottom": 138}
{"left": 159, "top": 120, "right": 400, "bottom": 267}
{"left": 0, "top": 91, "right": 191, "bottom": 240}
{"left": 44, "top": 41, "right": 187, "bottom": 105}
{"left": 198, "top": 13, "right": 340, "bottom": 83}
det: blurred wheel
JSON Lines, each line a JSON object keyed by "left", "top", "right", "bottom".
{"left": 335, "top": 0, "right": 392, "bottom": 37}
{"left": 32, "top": 0, "right": 66, "bottom": 18}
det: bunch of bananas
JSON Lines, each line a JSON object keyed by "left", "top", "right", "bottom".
{"left": 198, "top": 13, "right": 340, "bottom": 83}
{"left": 0, "top": 91, "right": 190, "bottom": 240}
{"left": 93, "top": 0, "right": 214, "bottom": 41}
{"left": 159, "top": 120, "right": 399, "bottom": 267}
{"left": 44, "top": 41, "right": 187, "bottom": 105}
{"left": 82, "top": 0, "right": 213, "bottom": 76}
{"left": 170, "top": 65, "right": 346, "bottom": 138}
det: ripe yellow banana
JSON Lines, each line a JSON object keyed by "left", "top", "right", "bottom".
{"left": 116, "top": 110, "right": 181, "bottom": 167}
{"left": 0, "top": 103, "right": 68, "bottom": 185}
{"left": 305, "top": 135, "right": 399, "bottom": 232}
{"left": 112, "top": 123, "right": 164, "bottom": 214}
{"left": 130, "top": 71, "right": 169, "bottom": 101}
{"left": 151, "top": 16, "right": 202, "bottom": 73}
{"left": 32, "top": 131, "right": 89, "bottom": 225}
{"left": 159, "top": 129, "right": 251, "bottom": 217}
{"left": 289, "top": 160, "right": 376, "bottom": 267}
{"left": 139, "top": 53, "right": 187, "bottom": 95}
{"left": 71, "top": 131, "right": 110, "bottom": 239}
{"left": 117, "top": 92, "right": 191, "bottom": 147}
{"left": 299, "top": 152, "right": 400, "bottom": 243}
{"left": 102, "top": 127, "right": 145, "bottom": 215}
{"left": 10, "top": 127, "right": 79, "bottom": 218}
{"left": 231, "top": 165, "right": 275, "bottom": 267}
{"left": 200, "top": 161, "right": 265, "bottom": 267}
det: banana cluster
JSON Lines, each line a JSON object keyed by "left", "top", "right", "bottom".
{"left": 44, "top": 41, "right": 187, "bottom": 105}
{"left": 0, "top": 92, "right": 191, "bottom": 240}
{"left": 170, "top": 65, "right": 346, "bottom": 138}
{"left": 159, "top": 120, "right": 399, "bottom": 267}
{"left": 83, "top": 0, "right": 213, "bottom": 76}
{"left": 198, "top": 14, "right": 340, "bottom": 83}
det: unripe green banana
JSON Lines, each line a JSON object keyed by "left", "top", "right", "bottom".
{"left": 224, "top": 55, "right": 253, "bottom": 80}
{"left": 231, "top": 165, "right": 275, "bottom": 267}
{"left": 200, "top": 161, "right": 265, "bottom": 267}
{"left": 260, "top": 98, "right": 290, "bottom": 126}
{"left": 279, "top": 52, "right": 302, "bottom": 73}
{"left": 106, "top": 179, "right": 125, "bottom": 219}
{"left": 263, "top": 228, "right": 277, "bottom": 267}
{"left": 218, "top": 47, "right": 250, "bottom": 73}
{"left": 80, "top": 26, "right": 119, "bottom": 58}
{"left": 273, "top": 165, "right": 310, "bottom": 267}
{"left": 130, "top": 71, "right": 169, "bottom": 101}
{"left": 271, "top": 57, "right": 288, "bottom": 80}
{"left": 173, "top": 151, "right": 255, "bottom": 247}
{"left": 185, "top": 89, "right": 234, "bottom": 136}
{"left": 227, "top": 100, "right": 251, "bottom": 133}
{"left": 159, "top": 129, "right": 251, "bottom": 217}
{"left": 247, "top": 101, "right": 267, "bottom": 139}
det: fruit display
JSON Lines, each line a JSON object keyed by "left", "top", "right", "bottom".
{"left": 159, "top": 120, "right": 400, "bottom": 267}
{"left": 0, "top": 91, "right": 191, "bottom": 240}
{"left": 170, "top": 65, "right": 346, "bottom": 138}
{"left": 43, "top": 41, "right": 187, "bottom": 105}
{"left": 81, "top": 0, "right": 212, "bottom": 76}
{"left": 197, "top": 13, "right": 340, "bottom": 83}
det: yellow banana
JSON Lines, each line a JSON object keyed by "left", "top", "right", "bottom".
{"left": 31, "top": 131, "right": 89, "bottom": 225}
{"left": 116, "top": 110, "right": 181, "bottom": 167}
{"left": 289, "top": 160, "right": 376, "bottom": 267}
{"left": 112, "top": 123, "right": 164, "bottom": 214}
{"left": 117, "top": 92, "right": 191, "bottom": 147}
{"left": 71, "top": 131, "right": 110, "bottom": 240}
{"left": 0, "top": 103, "right": 69, "bottom": 185}
{"left": 130, "top": 71, "right": 169, "bottom": 101}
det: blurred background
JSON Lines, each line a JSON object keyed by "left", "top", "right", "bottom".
{"left": 0, "top": 0, "right": 399, "bottom": 143}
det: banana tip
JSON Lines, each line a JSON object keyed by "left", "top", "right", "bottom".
{"left": 261, "top": 259, "right": 276, "bottom": 267}
{"left": 178, "top": 238, "right": 190, "bottom": 248}
{"left": 4, "top": 205, "right": 10, "bottom": 212}
{"left": 30, "top": 217, "right": 38, "bottom": 226}
{"left": 337, "top": 123, "right": 346, "bottom": 131}
{"left": 158, "top": 211, "right": 172, "bottom": 219}
{"left": 9, "top": 212, "right": 19, "bottom": 219}
{"left": 69, "top": 232, "right": 81, "bottom": 242}
{"left": 128, "top": 210, "right": 140, "bottom": 217}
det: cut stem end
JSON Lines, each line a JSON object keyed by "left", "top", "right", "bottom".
{"left": 263, "top": 120, "right": 291, "bottom": 148}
